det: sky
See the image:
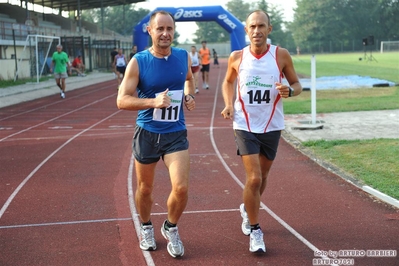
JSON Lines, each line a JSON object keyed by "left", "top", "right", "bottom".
{"left": 135, "top": 0, "right": 297, "bottom": 43}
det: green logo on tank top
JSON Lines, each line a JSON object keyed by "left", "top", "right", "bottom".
{"left": 246, "top": 76, "right": 272, "bottom": 88}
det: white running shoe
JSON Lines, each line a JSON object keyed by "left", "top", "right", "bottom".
{"left": 195, "top": 88, "right": 199, "bottom": 94}
{"left": 249, "top": 228, "right": 266, "bottom": 253}
{"left": 161, "top": 220, "right": 184, "bottom": 258}
{"left": 60, "top": 92, "right": 65, "bottom": 99}
{"left": 240, "top": 203, "right": 251, "bottom": 236}
{"left": 202, "top": 83, "right": 207, "bottom": 89}
{"left": 139, "top": 224, "right": 157, "bottom": 251}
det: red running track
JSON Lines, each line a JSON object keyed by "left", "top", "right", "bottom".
{"left": 0, "top": 59, "right": 398, "bottom": 266}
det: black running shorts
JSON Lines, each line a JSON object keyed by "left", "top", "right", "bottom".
{"left": 133, "top": 125, "right": 189, "bottom": 164}
{"left": 234, "top": 129, "right": 281, "bottom": 160}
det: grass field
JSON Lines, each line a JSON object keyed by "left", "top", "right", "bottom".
{"left": 292, "top": 51, "right": 399, "bottom": 83}
{"left": 286, "top": 51, "right": 399, "bottom": 200}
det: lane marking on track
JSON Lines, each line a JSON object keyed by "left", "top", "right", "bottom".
{"left": 0, "top": 218, "right": 133, "bottom": 229}
{"left": 0, "top": 83, "right": 115, "bottom": 122}
{"left": 48, "top": 126, "right": 73, "bottom": 129}
{"left": 209, "top": 64, "right": 337, "bottom": 265}
{"left": 0, "top": 209, "right": 240, "bottom": 230}
{"left": 0, "top": 110, "right": 122, "bottom": 220}
{"left": 0, "top": 93, "right": 117, "bottom": 143}
{"left": 128, "top": 154, "right": 156, "bottom": 266}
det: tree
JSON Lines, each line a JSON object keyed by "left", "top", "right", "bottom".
{"left": 290, "top": 0, "right": 399, "bottom": 53}
{"left": 226, "top": 0, "right": 251, "bottom": 22}
{"left": 81, "top": 5, "right": 150, "bottom": 37}
{"left": 193, "top": 0, "right": 251, "bottom": 44}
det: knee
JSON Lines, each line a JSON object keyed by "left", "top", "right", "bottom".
{"left": 138, "top": 183, "right": 153, "bottom": 197}
{"left": 246, "top": 175, "right": 262, "bottom": 189}
{"left": 172, "top": 183, "right": 188, "bottom": 198}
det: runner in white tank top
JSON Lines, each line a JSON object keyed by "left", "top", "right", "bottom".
{"left": 234, "top": 45, "right": 284, "bottom": 133}
{"left": 221, "top": 10, "right": 303, "bottom": 254}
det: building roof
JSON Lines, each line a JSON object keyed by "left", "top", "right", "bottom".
{"left": 39, "top": 0, "right": 145, "bottom": 12}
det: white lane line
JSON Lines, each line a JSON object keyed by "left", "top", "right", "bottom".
{"left": 0, "top": 208, "right": 241, "bottom": 230}
{"left": 0, "top": 218, "right": 133, "bottom": 229}
{"left": 0, "top": 93, "right": 116, "bottom": 143}
{"left": 0, "top": 83, "right": 115, "bottom": 122}
{"left": 0, "top": 110, "right": 121, "bottom": 219}
{"left": 209, "top": 65, "right": 337, "bottom": 265}
{"left": 127, "top": 154, "right": 156, "bottom": 266}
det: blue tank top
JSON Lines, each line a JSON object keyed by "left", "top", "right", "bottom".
{"left": 135, "top": 47, "right": 188, "bottom": 133}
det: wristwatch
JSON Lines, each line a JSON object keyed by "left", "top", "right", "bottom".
{"left": 288, "top": 87, "right": 294, "bottom": 97}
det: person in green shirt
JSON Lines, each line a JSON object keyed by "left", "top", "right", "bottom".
{"left": 50, "top": 44, "right": 70, "bottom": 99}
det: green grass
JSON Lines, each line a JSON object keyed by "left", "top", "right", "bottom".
{"left": 0, "top": 76, "right": 53, "bottom": 88}
{"left": 286, "top": 52, "right": 399, "bottom": 200}
{"left": 284, "top": 86, "right": 399, "bottom": 114}
{"left": 302, "top": 139, "right": 399, "bottom": 199}
{"left": 292, "top": 52, "right": 399, "bottom": 83}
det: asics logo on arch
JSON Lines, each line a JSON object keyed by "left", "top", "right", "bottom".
{"left": 174, "top": 9, "right": 203, "bottom": 20}
{"left": 218, "top": 14, "right": 237, "bottom": 29}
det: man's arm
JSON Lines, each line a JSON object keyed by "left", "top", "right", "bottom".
{"left": 184, "top": 51, "right": 195, "bottom": 111}
{"left": 276, "top": 48, "right": 303, "bottom": 98}
{"left": 221, "top": 50, "right": 240, "bottom": 119}
{"left": 116, "top": 58, "right": 170, "bottom": 111}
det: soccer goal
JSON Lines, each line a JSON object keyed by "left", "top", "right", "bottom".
{"left": 15, "top": 34, "right": 61, "bottom": 83}
{"left": 380, "top": 41, "right": 399, "bottom": 53}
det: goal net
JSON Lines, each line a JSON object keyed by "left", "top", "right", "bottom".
{"left": 380, "top": 41, "right": 399, "bottom": 53}
{"left": 15, "top": 35, "right": 61, "bottom": 82}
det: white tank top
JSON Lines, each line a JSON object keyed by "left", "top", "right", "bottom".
{"left": 190, "top": 52, "right": 200, "bottom": 67}
{"left": 115, "top": 54, "right": 126, "bottom": 67}
{"left": 233, "top": 45, "right": 284, "bottom": 133}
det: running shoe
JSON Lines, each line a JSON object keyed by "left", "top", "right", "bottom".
{"left": 60, "top": 92, "right": 65, "bottom": 99}
{"left": 139, "top": 224, "right": 157, "bottom": 251}
{"left": 195, "top": 88, "right": 199, "bottom": 94}
{"left": 249, "top": 228, "right": 266, "bottom": 253}
{"left": 240, "top": 203, "right": 251, "bottom": 236}
{"left": 161, "top": 220, "right": 184, "bottom": 258}
{"left": 202, "top": 83, "right": 207, "bottom": 89}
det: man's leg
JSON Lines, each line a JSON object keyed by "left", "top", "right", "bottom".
{"left": 134, "top": 160, "right": 157, "bottom": 223}
{"left": 161, "top": 149, "right": 189, "bottom": 257}
{"left": 205, "top": 70, "right": 209, "bottom": 89}
{"left": 55, "top": 77, "right": 62, "bottom": 90}
{"left": 241, "top": 154, "right": 262, "bottom": 225}
{"left": 60, "top": 78, "right": 66, "bottom": 92}
{"left": 163, "top": 149, "right": 190, "bottom": 224}
{"left": 259, "top": 154, "right": 274, "bottom": 196}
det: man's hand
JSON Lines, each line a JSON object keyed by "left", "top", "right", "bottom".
{"left": 221, "top": 106, "right": 234, "bottom": 119}
{"left": 275, "top": 82, "right": 291, "bottom": 98}
{"left": 184, "top": 94, "right": 195, "bottom": 111}
{"left": 154, "top": 89, "right": 171, "bottom": 108}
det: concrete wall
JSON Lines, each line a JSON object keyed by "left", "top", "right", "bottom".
{"left": 0, "top": 59, "right": 30, "bottom": 79}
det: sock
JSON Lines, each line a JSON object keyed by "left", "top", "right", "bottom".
{"left": 164, "top": 220, "right": 176, "bottom": 230}
{"left": 250, "top": 223, "right": 261, "bottom": 232}
{"left": 142, "top": 220, "right": 152, "bottom": 226}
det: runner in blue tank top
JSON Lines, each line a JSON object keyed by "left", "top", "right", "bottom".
{"left": 116, "top": 11, "right": 195, "bottom": 258}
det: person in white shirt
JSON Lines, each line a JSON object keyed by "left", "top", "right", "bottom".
{"left": 113, "top": 48, "right": 127, "bottom": 89}
{"left": 221, "top": 10, "right": 303, "bottom": 254}
{"left": 189, "top": 46, "right": 200, "bottom": 94}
